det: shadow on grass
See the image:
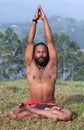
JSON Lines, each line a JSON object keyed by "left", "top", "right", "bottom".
{"left": 63, "top": 94, "right": 84, "bottom": 104}
{"left": 63, "top": 94, "right": 84, "bottom": 117}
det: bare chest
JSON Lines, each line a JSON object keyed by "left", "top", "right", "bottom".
{"left": 26, "top": 63, "right": 56, "bottom": 82}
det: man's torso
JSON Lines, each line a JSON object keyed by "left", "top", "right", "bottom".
{"left": 26, "top": 60, "right": 57, "bottom": 102}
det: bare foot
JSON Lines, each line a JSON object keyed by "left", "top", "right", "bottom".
{"left": 19, "top": 102, "right": 26, "bottom": 108}
{"left": 51, "top": 104, "right": 63, "bottom": 110}
{"left": 19, "top": 102, "right": 37, "bottom": 111}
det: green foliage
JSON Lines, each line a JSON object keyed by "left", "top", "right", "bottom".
{"left": 52, "top": 32, "right": 84, "bottom": 81}
{"left": 0, "top": 28, "right": 26, "bottom": 80}
{"left": 0, "top": 27, "right": 84, "bottom": 81}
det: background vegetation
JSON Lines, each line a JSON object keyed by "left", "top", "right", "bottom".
{"left": 0, "top": 25, "right": 84, "bottom": 81}
{"left": 0, "top": 79, "right": 84, "bottom": 130}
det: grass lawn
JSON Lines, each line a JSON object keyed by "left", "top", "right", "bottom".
{"left": 0, "top": 79, "right": 84, "bottom": 130}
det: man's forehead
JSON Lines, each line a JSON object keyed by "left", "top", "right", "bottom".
{"left": 35, "top": 44, "right": 47, "bottom": 50}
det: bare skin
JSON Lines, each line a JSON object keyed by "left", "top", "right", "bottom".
{"left": 8, "top": 5, "right": 72, "bottom": 121}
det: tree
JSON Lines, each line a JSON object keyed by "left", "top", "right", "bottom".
{"left": 52, "top": 32, "right": 83, "bottom": 81}
{"left": 74, "top": 52, "right": 84, "bottom": 80}
{"left": 0, "top": 28, "right": 84, "bottom": 81}
{"left": 0, "top": 28, "right": 23, "bottom": 80}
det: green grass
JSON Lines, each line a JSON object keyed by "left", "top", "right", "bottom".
{"left": 0, "top": 79, "right": 84, "bottom": 130}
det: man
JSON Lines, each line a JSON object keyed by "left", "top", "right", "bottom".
{"left": 8, "top": 5, "right": 72, "bottom": 121}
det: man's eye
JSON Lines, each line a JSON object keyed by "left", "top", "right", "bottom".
{"left": 43, "top": 51, "right": 47, "bottom": 53}
{"left": 37, "top": 51, "right": 40, "bottom": 53}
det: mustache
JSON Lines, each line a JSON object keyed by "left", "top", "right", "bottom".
{"left": 38, "top": 57, "right": 45, "bottom": 59}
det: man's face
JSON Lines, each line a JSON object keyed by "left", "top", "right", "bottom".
{"left": 34, "top": 45, "right": 49, "bottom": 67}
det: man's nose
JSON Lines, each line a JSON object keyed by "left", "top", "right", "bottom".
{"left": 39, "top": 52, "right": 43, "bottom": 56}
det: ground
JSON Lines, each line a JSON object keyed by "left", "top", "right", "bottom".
{"left": 0, "top": 79, "right": 84, "bottom": 130}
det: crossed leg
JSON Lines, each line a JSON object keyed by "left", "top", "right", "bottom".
{"left": 8, "top": 103, "right": 72, "bottom": 121}
{"left": 8, "top": 106, "right": 40, "bottom": 120}
{"left": 25, "top": 105, "right": 72, "bottom": 121}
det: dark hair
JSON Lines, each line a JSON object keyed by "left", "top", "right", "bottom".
{"left": 33, "top": 42, "right": 49, "bottom": 55}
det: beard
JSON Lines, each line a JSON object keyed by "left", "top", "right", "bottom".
{"left": 34, "top": 56, "right": 50, "bottom": 67}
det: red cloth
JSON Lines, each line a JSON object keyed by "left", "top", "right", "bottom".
{"left": 26, "top": 98, "right": 55, "bottom": 105}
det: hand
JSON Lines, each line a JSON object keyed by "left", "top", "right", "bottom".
{"left": 33, "top": 5, "right": 41, "bottom": 20}
{"left": 38, "top": 5, "right": 46, "bottom": 21}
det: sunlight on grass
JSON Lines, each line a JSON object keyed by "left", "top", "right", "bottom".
{"left": 0, "top": 79, "right": 84, "bottom": 130}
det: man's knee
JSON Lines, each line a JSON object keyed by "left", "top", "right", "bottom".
{"left": 57, "top": 110, "right": 72, "bottom": 121}
{"left": 63, "top": 111, "right": 72, "bottom": 121}
{"left": 8, "top": 110, "right": 17, "bottom": 119}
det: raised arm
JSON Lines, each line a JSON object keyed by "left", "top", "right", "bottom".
{"left": 39, "top": 6, "right": 58, "bottom": 64}
{"left": 25, "top": 6, "right": 40, "bottom": 66}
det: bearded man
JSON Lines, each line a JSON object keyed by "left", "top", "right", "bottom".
{"left": 8, "top": 5, "right": 72, "bottom": 121}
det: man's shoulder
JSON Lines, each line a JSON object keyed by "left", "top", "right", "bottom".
{"left": 48, "top": 59, "right": 57, "bottom": 66}
{"left": 26, "top": 60, "right": 36, "bottom": 69}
